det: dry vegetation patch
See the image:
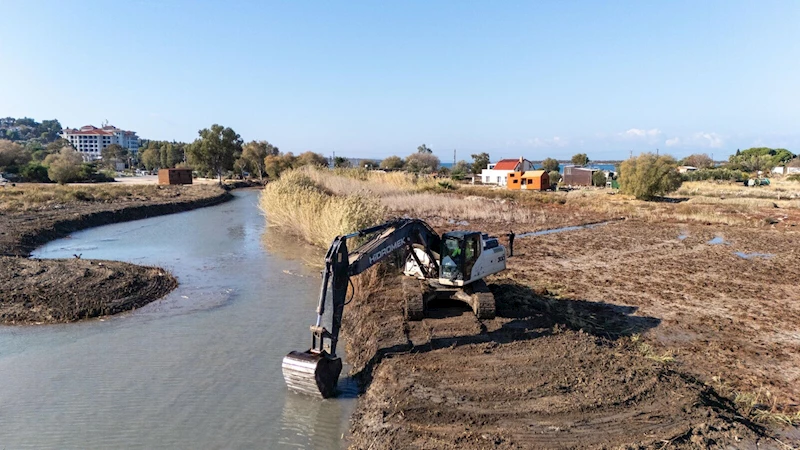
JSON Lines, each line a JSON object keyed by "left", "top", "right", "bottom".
{"left": 0, "top": 183, "right": 225, "bottom": 212}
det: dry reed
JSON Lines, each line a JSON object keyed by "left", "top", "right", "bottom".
{"left": 259, "top": 169, "right": 386, "bottom": 249}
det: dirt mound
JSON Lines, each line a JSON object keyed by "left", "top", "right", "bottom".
{"left": 0, "top": 256, "right": 177, "bottom": 324}
{"left": 345, "top": 275, "right": 769, "bottom": 449}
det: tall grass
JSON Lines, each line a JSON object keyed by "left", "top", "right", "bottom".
{"left": 299, "top": 166, "right": 440, "bottom": 197}
{"left": 259, "top": 169, "right": 386, "bottom": 248}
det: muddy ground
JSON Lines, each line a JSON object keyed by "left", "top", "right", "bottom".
{"left": 0, "top": 184, "right": 231, "bottom": 324}
{"left": 343, "top": 201, "right": 800, "bottom": 448}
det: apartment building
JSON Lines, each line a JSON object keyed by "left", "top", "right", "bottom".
{"left": 61, "top": 125, "right": 140, "bottom": 161}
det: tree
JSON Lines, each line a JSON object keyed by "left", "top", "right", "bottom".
{"left": 417, "top": 144, "right": 432, "bottom": 154}
{"left": 264, "top": 152, "right": 296, "bottom": 179}
{"left": 21, "top": 162, "right": 50, "bottom": 182}
{"left": 186, "top": 124, "right": 243, "bottom": 184}
{"left": 101, "top": 143, "right": 129, "bottom": 170}
{"left": 44, "top": 147, "right": 84, "bottom": 184}
{"left": 333, "top": 156, "right": 351, "bottom": 168}
{"left": 548, "top": 170, "right": 561, "bottom": 188}
{"left": 241, "top": 141, "right": 272, "bottom": 182}
{"left": 541, "top": 157, "right": 560, "bottom": 172}
{"left": 359, "top": 159, "right": 379, "bottom": 169}
{"left": 571, "top": 153, "right": 590, "bottom": 166}
{"left": 160, "top": 142, "right": 184, "bottom": 168}
{"left": 619, "top": 153, "right": 682, "bottom": 200}
{"left": 405, "top": 152, "right": 440, "bottom": 174}
{"left": 470, "top": 152, "right": 490, "bottom": 174}
{"left": 141, "top": 147, "right": 160, "bottom": 171}
{"left": 0, "top": 140, "right": 32, "bottom": 171}
{"left": 295, "top": 151, "right": 328, "bottom": 168}
{"left": 740, "top": 154, "right": 775, "bottom": 172}
{"left": 39, "top": 119, "right": 62, "bottom": 142}
{"left": 451, "top": 160, "right": 471, "bottom": 179}
{"left": 380, "top": 155, "right": 404, "bottom": 170}
{"left": 680, "top": 153, "right": 714, "bottom": 169}
{"left": 728, "top": 147, "right": 794, "bottom": 172}
{"left": 233, "top": 157, "right": 248, "bottom": 178}
{"left": 592, "top": 170, "right": 607, "bottom": 187}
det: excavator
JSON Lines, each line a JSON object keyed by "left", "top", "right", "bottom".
{"left": 282, "top": 218, "right": 507, "bottom": 398}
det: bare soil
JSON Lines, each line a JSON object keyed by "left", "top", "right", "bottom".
{"left": 0, "top": 257, "right": 177, "bottom": 324}
{"left": 343, "top": 200, "right": 800, "bottom": 448}
{"left": 0, "top": 184, "right": 232, "bottom": 324}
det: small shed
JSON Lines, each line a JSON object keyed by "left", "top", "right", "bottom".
{"left": 158, "top": 168, "right": 193, "bottom": 185}
{"left": 562, "top": 166, "right": 598, "bottom": 186}
{"left": 507, "top": 170, "right": 550, "bottom": 191}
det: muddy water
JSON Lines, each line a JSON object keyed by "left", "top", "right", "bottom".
{"left": 2, "top": 190, "right": 355, "bottom": 449}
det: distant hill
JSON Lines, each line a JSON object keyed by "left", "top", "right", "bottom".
{"left": 0, "top": 117, "right": 63, "bottom": 144}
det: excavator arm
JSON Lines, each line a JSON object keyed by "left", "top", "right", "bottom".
{"left": 282, "top": 219, "right": 441, "bottom": 398}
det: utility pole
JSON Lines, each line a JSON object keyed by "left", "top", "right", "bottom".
{"left": 453, "top": 149, "right": 456, "bottom": 167}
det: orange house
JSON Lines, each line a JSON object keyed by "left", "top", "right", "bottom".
{"left": 507, "top": 170, "right": 549, "bottom": 191}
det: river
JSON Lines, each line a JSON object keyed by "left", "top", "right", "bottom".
{"left": 1, "top": 190, "right": 356, "bottom": 449}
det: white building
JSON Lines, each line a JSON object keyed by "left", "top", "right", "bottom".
{"left": 480, "top": 157, "right": 533, "bottom": 186}
{"left": 61, "top": 125, "right": 140, "bottom": 161}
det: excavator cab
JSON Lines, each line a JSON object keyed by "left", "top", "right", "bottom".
{"left": 438, "top": 231, "right": 505, "bottom": 287}
{"left": 440, "top": 232, "right": 480, "bottom": 282}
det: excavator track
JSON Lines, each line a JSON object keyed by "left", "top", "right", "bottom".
{"left": 467, "top": 279, "right": 496, "bottom": 320}
{"left": 411, "top": 278, "right": 497, "bottom": 321}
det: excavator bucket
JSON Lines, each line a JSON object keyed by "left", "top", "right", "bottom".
{"left": 282, "top": 351, "right": 342, "bottom": 398}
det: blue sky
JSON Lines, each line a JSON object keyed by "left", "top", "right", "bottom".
{"left": 1, "top": 1, "right": 798, "bottom": 161}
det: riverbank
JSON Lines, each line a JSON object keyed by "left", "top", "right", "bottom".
{"left": 0, "top": 183, "right": 233, "bottom": 324}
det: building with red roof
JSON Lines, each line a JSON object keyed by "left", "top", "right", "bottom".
{"left": 479, "top": 157, "right": 533, "bottom": 186}
{"left": 61, "top": 124, "right": 140, "bottom": 162}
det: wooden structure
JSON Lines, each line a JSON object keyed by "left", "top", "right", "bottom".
{"left": 562, "top": 166, "right": 598, "bottom": 187}
{"left": 507, "top": 170, "right": 549, "bottom": 191}
{"left": 158, "top": 168, "right": 193, "bottom": 185}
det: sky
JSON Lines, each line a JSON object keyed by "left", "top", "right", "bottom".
{"left": 1, "top": 0, "right": 798, "bottom": 161}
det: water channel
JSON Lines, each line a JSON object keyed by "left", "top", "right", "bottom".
{"left": 1, "top": 190, "right": 355, "bottom": 449}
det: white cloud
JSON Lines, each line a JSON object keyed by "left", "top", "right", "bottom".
{"left": 621, "top": 128, "right": 662, "bottom": 138}
{"left": 692, "top": 132, "right": 724, "bottom": 148}
{"left": 660, "top": 132, "right": 724, "bottom": 149}
{"left": 526, "top": 136, "right": 569, "bottom": 148}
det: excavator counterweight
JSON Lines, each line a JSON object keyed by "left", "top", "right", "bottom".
{"left": 282, "top": 219, "right": 506, "bottom": 398}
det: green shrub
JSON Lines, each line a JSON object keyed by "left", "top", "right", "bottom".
{"left": 592, "top": 170, "right": 607, "bottom": 187}
{"left": 20, "top": 162, "right": 50, "bottom": 182}
{"left": 619, "top": 153, "right": 682, "bottom": 200}
{"left": 682, "top": 167, "right": 749, "bottom": 182}
{"left": 44, "top": 148, "right": 84, "bottom": 184}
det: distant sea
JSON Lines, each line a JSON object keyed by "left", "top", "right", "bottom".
{"left": 352, "top": 159, "right": 618, "bottom": 174}
{"left": 439, "top": 162, "right": 618, "bottom": 173}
